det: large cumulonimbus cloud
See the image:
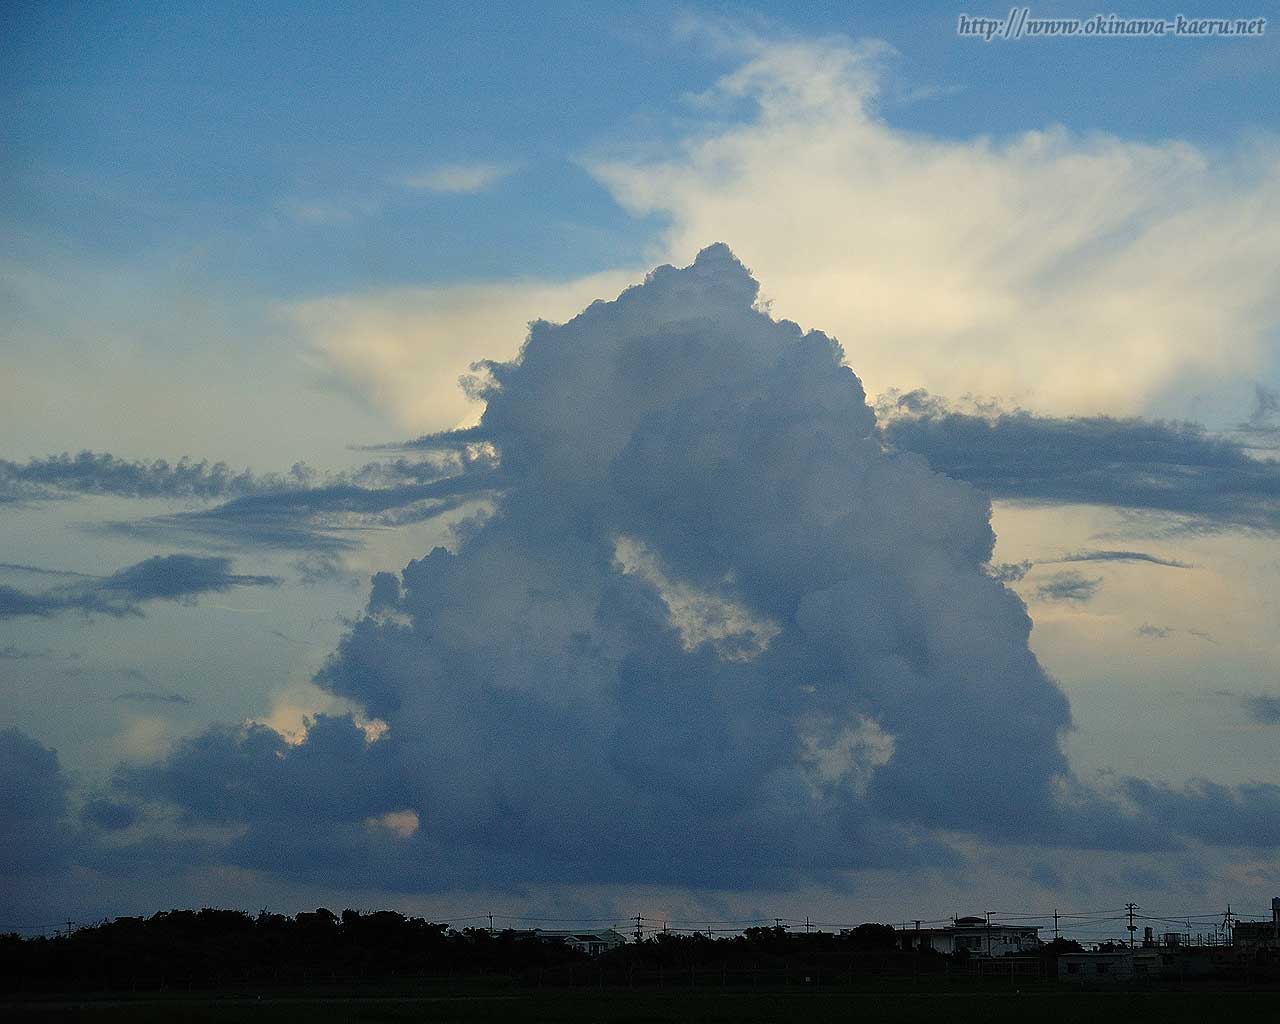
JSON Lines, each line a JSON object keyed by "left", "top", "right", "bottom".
{"left": 124, "top": 245, "right": 1131, "bottom": 888}
{"left": 135, "top": 245, "right": 1280, "bottom": 893}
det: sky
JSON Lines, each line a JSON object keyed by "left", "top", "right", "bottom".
{"left": 2, "top": 1, "right": 1279, "bottom": 943}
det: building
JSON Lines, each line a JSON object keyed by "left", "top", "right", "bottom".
{"left": 1057, "top": 949, "right": 1165, "bottom": 982}
{"left": 898, "top": 916, "right": 1040, "bottom": 956}
{"left": 1234, "top": 898, "right": 1280, "bottom": 953}
{"left": 531, "top": 928, "right": 628, "bottom": 956}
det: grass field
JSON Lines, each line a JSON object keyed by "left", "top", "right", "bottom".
{"left": 6, "top": 988, "right": 1280, "bottom": 1022}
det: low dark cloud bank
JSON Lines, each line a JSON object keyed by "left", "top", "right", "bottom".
{"left": 879, "top": 391, "right": 1280, "bottom": 531}
{"left": 0, "top": 554, "right": 278, "bottom": 619}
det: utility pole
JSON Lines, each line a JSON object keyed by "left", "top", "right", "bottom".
{"left": 64, "top": 919, "right": 73, "bottom": 940}
{"left": 488, "top": 911, "right": 494, "bottom": 934}
{"left": 1125, "top": 903, "right": 1139, "bottom": 948}
{"left": 1053, "top": 909, "right": 1059, "bottom": 942}
{"left": 805, "top": 916, "right": 811, "bottom": 934}
{"left": 985, "top": 912, "right": 992, "bottom": 957}
{"left": 633, "top": 913, "right": 644, "bottom": 944}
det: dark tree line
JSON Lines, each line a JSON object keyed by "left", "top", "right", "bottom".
{"left": 2, "top": 912, "right": 1076, "bottom": 994}
{"left": 0, "top": 909, "right": 587, "bottom": 993}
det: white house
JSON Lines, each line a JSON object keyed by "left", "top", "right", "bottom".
{"left": 532, "top": 928, "right": 628, "bottom": 956}
{"left": 898, "top": 916, "right": 1040, "bottom": 956}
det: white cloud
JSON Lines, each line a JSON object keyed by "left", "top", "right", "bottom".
{"left": 590, "top": 28, "right": 1280, "bottom": 419}
{"left": 366, "top": 808, "right": 419, "bottom": 838}
{"left": 295, "top": 28, "right": 1280, "bottom": 435}
{"left": 799, "top": 714, "right": 895, "bottom": 796}
{"left": 285, "top": 269, "right": 640, "bottom": 432}
{"left": 613, "top": 535, "right": 781, "bottom": 660}
{"left": 399, "top": 161, "right": 519, "bottom": 194}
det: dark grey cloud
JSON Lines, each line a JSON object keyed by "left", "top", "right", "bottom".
{"left": 0, "top": 644, "right": 48, "bottom": 660}
{"left": 1035, "top": 571, "right": 1102, "bottom": 603}
{"left": 1028, "top": 862, "right": 1065, "bottom": 891}
{"left": 106, "top": 468, "right": 500, "bottom": 551}
{"left": 879, "top": 391, "right": 1280, "bottom": 531}
{"left": 100, "top": 554, "right": 278, "bottom": 600}
{"left": 1, "top": 446, "right": 499, "bottom": 553}
{"left": 115, "top": 715, "right": 429, "bottom": 888}
{"left": 988, "top": 560, "right": 1032, "bottom": 583}
{"left": 292, "top": 553, "right": 361, "bottom": 589}
{"left": 1137, "top": 623, "right": 1216, "bottom": 643}
{"left": 114, "top": 691, "right": 194, "bottom": 706}
{"left": 0, "top": 728, "right": 75, "bottom": 875}
{"left": 988, "top": 549, "right": 1190, "bottom": 590}
{"left": 117, "top": 245, "right": 1181, "bottom": 892}
{"left": 0, "top": 562, "right": 98, "bottom": 578}
{"left": 0, "top": 451, "right": 298, "bottom": 505}
{"left": 1051, "top": 550, "right": 1192, "bottom": 569}
{"left": 1121, "top": 777, "right": 1280, "bottom": 846}
{"left": 0, "top": 583, "right": 123, "bottom": 619}
{"left": 81, "top": 797, "right": 138, "bottom": 831}
{"left": 0, "top": 554, "right": 279, "bottom": 619}
{"left": 1242, "top": 695, "right": 1280, "bottom": 725}
{"left": 363, "top": 425, "right": 489, "bottom": 453}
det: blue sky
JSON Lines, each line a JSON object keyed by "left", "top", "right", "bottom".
{"left": 2, "top": 2, "right": 1279, "bottom": 938}
{"left": 6, "top": 1, "right": 1277, "bottom": 294}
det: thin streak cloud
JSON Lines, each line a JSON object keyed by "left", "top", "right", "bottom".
{"left": 399, "top": 161, "right": 519, "bottom": 194}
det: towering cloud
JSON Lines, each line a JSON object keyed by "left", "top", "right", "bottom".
{"left": 125, "top": 246, "right": 1139, "bottom": 888}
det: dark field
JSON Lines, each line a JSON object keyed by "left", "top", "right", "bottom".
{"left": 6, "top": 987, "right": 1280, "bottom": 1023}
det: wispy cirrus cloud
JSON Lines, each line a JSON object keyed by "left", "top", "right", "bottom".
{"left": 398, "top": 161, "right": 519, "bottom": 194}
{"left": 590, "top": 25, "right": 1280, "bottom": 419}
{"left": 114, "top": 691, "right": 194, "bottom": 706}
